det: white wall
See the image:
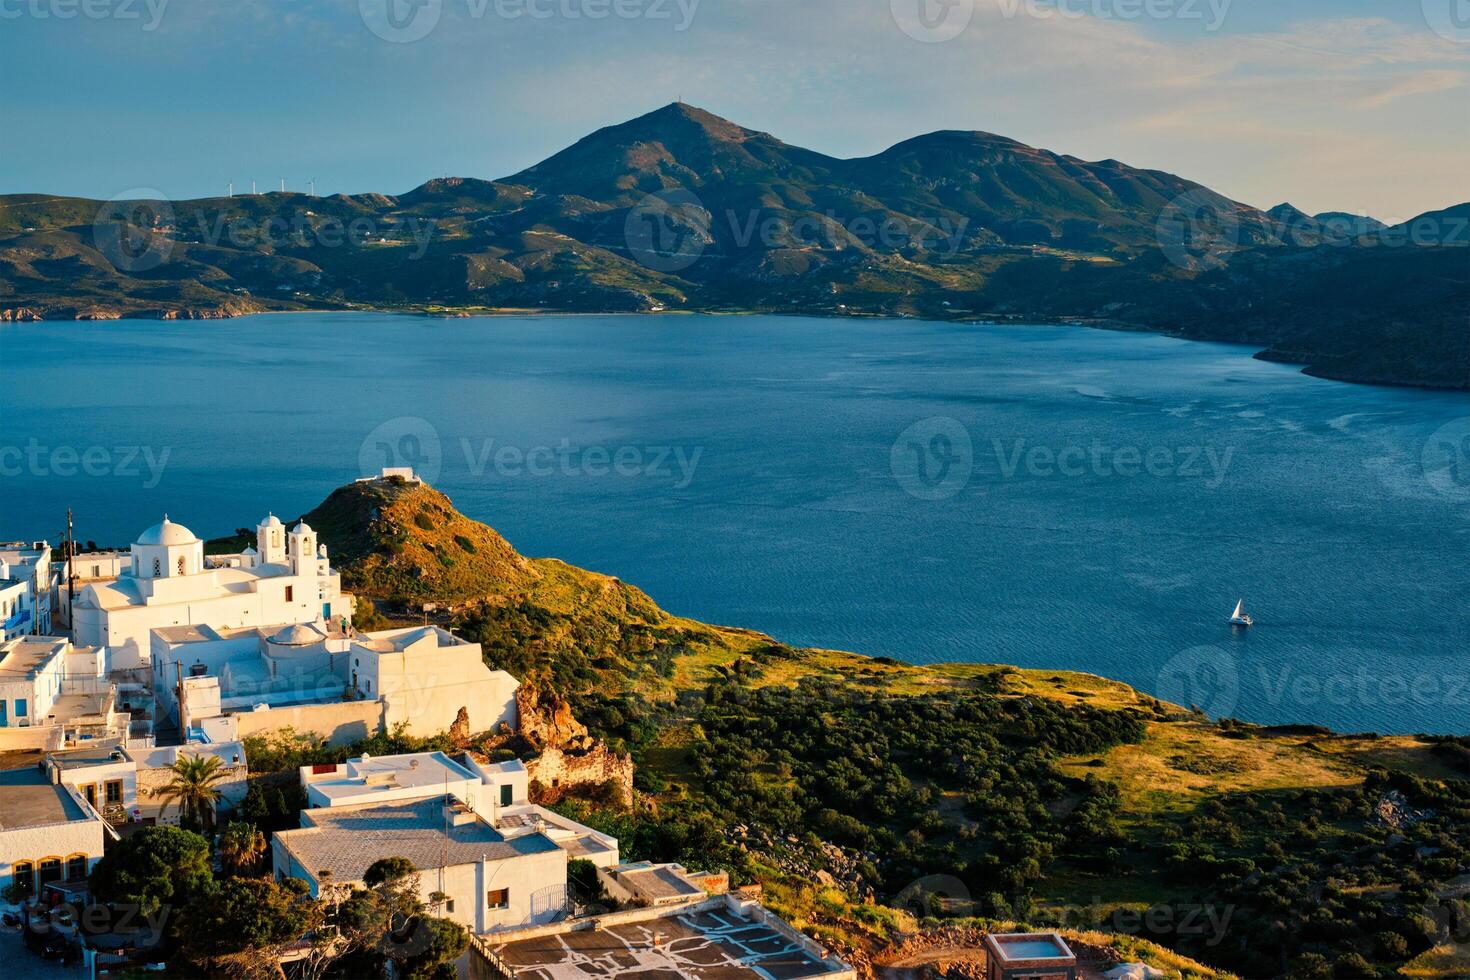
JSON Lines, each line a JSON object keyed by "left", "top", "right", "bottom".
{"left": 0, "top": 796, "right": 107, "bottom": 895}
{"left": 272, "top": 843, "right": 568, "bottom": 936}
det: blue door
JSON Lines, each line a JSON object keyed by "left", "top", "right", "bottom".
{"left": 0, "top": 700, "right": 7, "bottom": 727}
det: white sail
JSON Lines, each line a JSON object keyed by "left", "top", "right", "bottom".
{"left": 1232, "top": 599, "right": 1244, "bottom": 619}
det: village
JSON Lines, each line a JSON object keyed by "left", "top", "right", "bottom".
{"left": 0, "top": 471, "right": 1090, "bottom": 980}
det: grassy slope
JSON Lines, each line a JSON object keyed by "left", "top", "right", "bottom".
{"left": 240, "top": 479, "right": 1464, "bottom": 976}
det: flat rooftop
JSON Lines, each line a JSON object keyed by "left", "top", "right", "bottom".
{"left": 0, "top": 636, "right": 67, "bottom": 676}
{"left": 0, "top": 767, "right": 88, "bottom": 830}
{"left": 49, "top": 738, "right": 127, "bottom": 770}
{"left": 309, "top": 752, "right": 476, "bottom": 802}
{"left": 493, "top": 905, "right": 845, "bottom": 980}
{"left": 353, "top": 625, "right": 467, "bottom": 653}
{"left": 605, "top": 863, "right": 706, "bottom": 902}
{"left": 277, "top": 795, "right": 559, "bottom": 885}
{"left": 153, "top": 623, "right": 227, "bottom": 644}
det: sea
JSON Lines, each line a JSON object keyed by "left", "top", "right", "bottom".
{"left": 2, "top": 313, "right": 1466, "bottom": 734}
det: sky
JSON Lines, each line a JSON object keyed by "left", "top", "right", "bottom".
{"left": 3, "top": 0, "right": 1467, "bottom": 221}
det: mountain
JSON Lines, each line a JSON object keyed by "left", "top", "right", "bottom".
{"left": 2, "top": 104, "right": 1466, "bottom": 388}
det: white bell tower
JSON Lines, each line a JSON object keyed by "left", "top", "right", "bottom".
{"left": 289, "top": 521, "right": 318, "bottom": 574}
{"left": 257, "top": 514, "right": 286, "bottom": 565}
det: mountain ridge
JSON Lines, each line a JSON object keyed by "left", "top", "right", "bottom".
{"left": 2, "top": 102, "right": 1465, "bottom": 389}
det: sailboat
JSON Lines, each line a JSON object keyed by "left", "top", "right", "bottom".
{"left": 1229, "top": 599, "right": 1253, "bottom": 627}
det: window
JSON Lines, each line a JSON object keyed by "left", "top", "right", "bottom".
{"left": 445, "top": 899, "right": 455, "bottom": 913}
{"left": 190, "top": 663, "right": 207, "bottom": 677}
{"left": 13, "top": 862, "right": 33, "bottom": 894}
{"left": 487, "top": 888, "right": 509, "bottom": 909}
{"left": 82, "top": 784, "right": 97, "bottom": 807}
{"left": 177, "top": 557, "right": 186, "bottom": 575}
{"left": 105, "top": 780, "right": 123, "bottom": 804}
{"left": 152, "top": 558, "right": 161, "bottom": 576}
{"left": 15, "top": 698, "right": 26, "bottom": 718}
{"left": 285, "top": 586, "right": 294, "bottom": 602}
{"left": 37, "top": 858, "right": 61, "bottom": 887}
{"left": 500, "top": 784, "right": 513, "bottom": 807}
{"left": 66, "top": 855, "right": 87, "bottom": 881}
{"left": 91, "top": 564, "right": 100, "bottom": 577}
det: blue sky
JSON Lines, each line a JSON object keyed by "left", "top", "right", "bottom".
{"left": 4, "top": 0, "right": 1467, "bottom": 219}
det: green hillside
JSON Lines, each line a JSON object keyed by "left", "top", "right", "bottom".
{"left": 241, "top": 476, "right": 1470, "bottom": 978}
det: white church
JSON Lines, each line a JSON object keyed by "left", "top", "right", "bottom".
{"left": 73, "top": 513, "right": 353, "bottom": 673}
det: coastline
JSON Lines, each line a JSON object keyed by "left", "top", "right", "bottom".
{"left": 6, "top": 301, "right": 1464, "bottom": 393}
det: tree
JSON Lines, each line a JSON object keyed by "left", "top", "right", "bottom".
{"left": 218, "top": 821, "right": 268, "bottom": 876}
{"left": 363, "top": 856, "right": 416, "bottom": 888}
{"left": 182, "top": 876, "right": 319, "bottom": 961}
{"left": 402, "top": 916, "right": 469, "bottom": 980}
{"left": 90, "top": 826, "right": 213, "bottom": 917}
{"left": 157, "top": 753, "right": 229, "bottom": 830}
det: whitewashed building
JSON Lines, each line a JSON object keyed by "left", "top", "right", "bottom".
{"left": 272, "top": 795, "right": 570, "bottom": 935}
{"left": 152, "top": 623, "right": 518, "bottom": 746}
{"left": 0, "top": 636, "right": 125, "bottom": 749}
{"left": 0, "top": 540, "right": 52, "bottom": 639}
{"left": 300, "top": 751, "right": 618, "bottom": 866}
{"left": 45, "top": 737, "right": 248, "bottom": 826}
{"left": 72, "top": 514, "right": 353, "bottom": 673}
{"left": 0, "top": 767, "right": 112, "bottom": 899}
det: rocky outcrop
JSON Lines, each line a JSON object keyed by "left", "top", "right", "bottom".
{"left": 1375, "top": 789, "right": 1433, "bottom": 830}
{"left": 517, "top": 685, "right": 588, "bottom": 749}
{"left": 0, "top": 308, "right": 42, "bottom": 321}
{"left": 448, "top": 705, "right": 472, "bottom": 749}
{"left": 514, "top": 685, "right": 634, "bottom": 806}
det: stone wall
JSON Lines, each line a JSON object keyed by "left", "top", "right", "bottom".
{"left": 233, "top": 699, "right": 385, "bottom": 747}
{"left": 525, "top": 743, "right": 634, "bottom": 807}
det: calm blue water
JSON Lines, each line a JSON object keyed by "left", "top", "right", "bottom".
{"left": 2, "top": 313, "right": 1466, "bottom": 734}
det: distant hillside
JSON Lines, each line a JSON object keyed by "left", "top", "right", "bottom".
{"left": 3, "top": 103, "right": 1466, "bottom": 389}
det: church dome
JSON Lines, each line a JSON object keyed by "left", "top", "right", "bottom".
{"left": 136, "top": 516, "right": 198, "bottom": 547}
{"left": 259, "top": 513, "right": 283, "bottom": 529}
{"left": 292, "top": 521, "right": 314, "bottom": 535}
{"left": 268, "top": 623, "right": 321, "bottom": 646}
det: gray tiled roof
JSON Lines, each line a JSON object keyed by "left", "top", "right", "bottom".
{"left": 276, "top": 795, "right": 559, "bottom": 885}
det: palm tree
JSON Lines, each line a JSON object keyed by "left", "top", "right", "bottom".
{"left": 218, "top": 820, "right": 267, "bottom": 875}
{"left": 157, "top": 753, "right": 227, "bottom": 830}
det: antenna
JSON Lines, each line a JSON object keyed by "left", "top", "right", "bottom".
{"left": 251, "top": 180, "right": 257, "bottom": 196}
{"left": 280, "top": 177, "right": 286, "bottom": 193}
{"left": 65, "top": 509, "right": 74, "bottom": 633}
{"left": 227, "top": 181, "right": 233, "bottom": 198}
